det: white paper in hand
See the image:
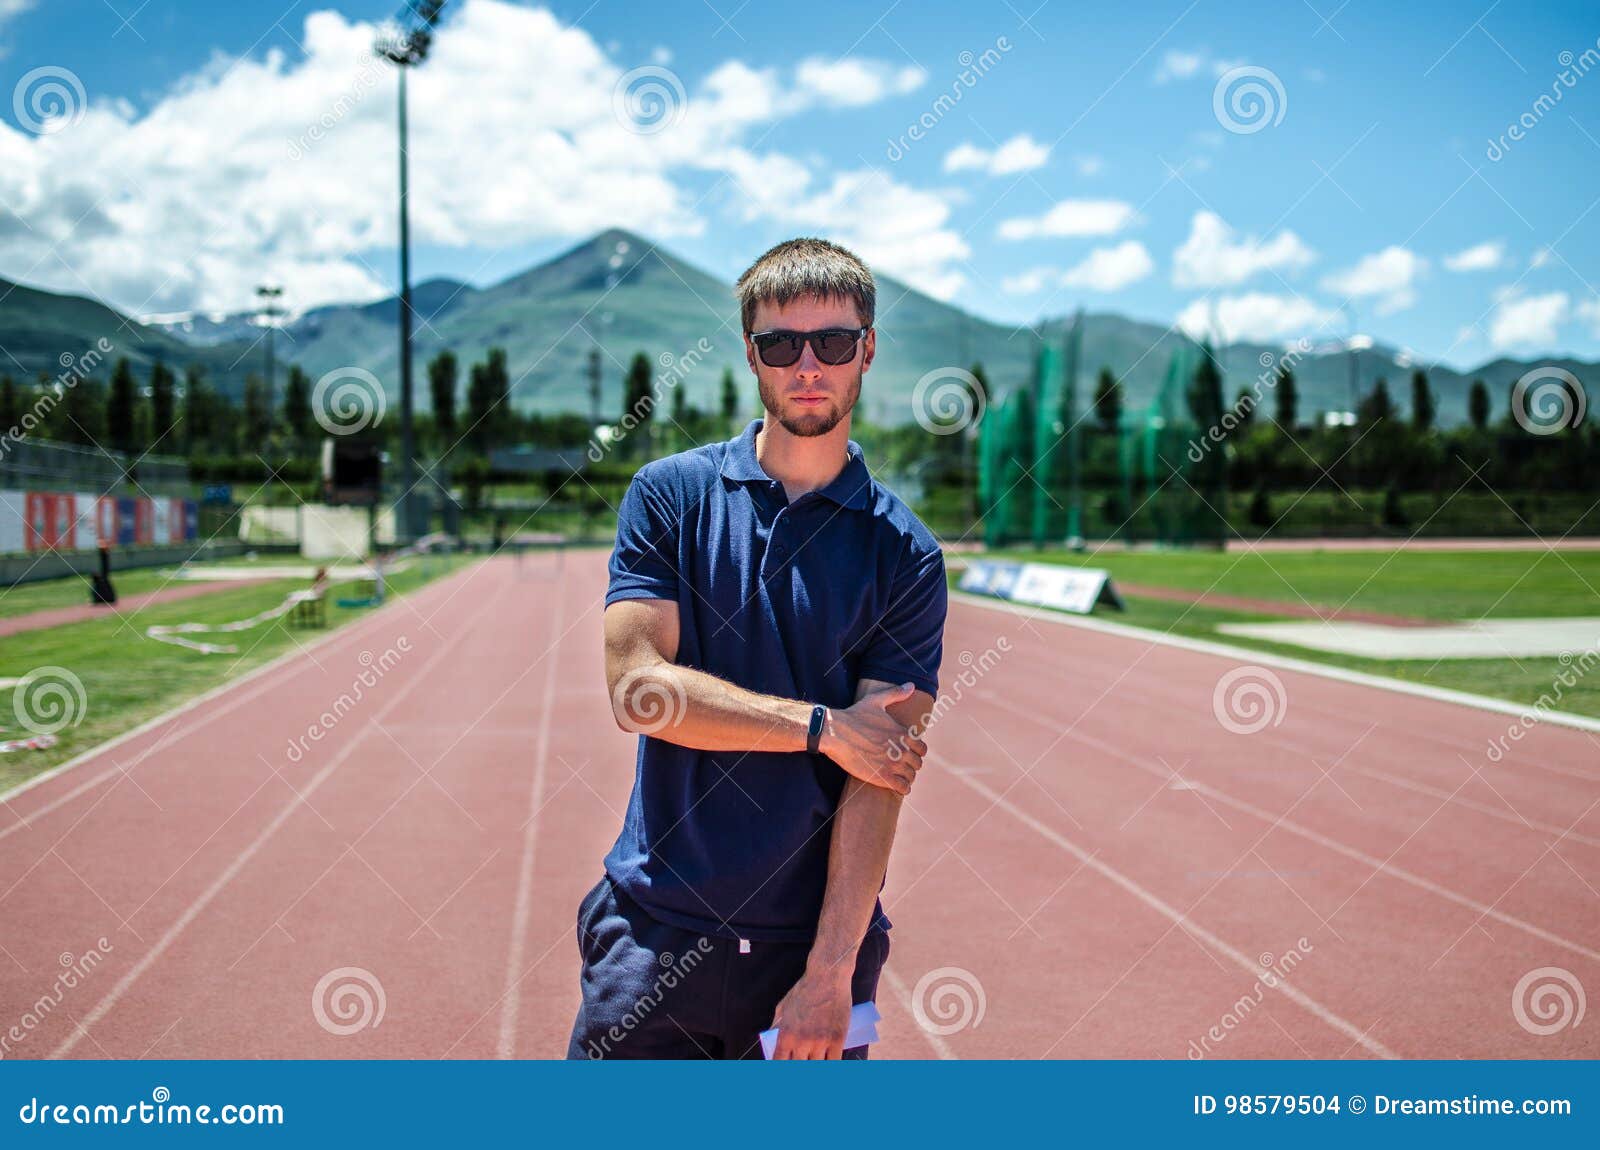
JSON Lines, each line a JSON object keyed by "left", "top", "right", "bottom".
{"left": 760, "top": 1001, "right": 882, "bottom": 1059}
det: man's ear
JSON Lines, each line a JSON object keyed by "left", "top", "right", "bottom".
{"left": 861, "top": 327, "right": 876, "bottom": 375}
{"left": 744, "top": 333, "right": 759, "bottom": 375}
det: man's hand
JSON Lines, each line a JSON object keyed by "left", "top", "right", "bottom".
{"left": 770, "top": 969, "right": 852, "bottom": 1060}
{"left": 818, "top": 682, "right": 926, "bottom": 795}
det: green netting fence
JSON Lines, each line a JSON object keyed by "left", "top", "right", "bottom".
{"left": 978, "top": 321, "right": 1229, "bottom": 549}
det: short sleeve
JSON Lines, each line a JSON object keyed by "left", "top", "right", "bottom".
{"left": 855, "top": 542, "right": 947, "bottom": 697}
{"left": 606, "top": 465, "right": 681, "bottom": 605}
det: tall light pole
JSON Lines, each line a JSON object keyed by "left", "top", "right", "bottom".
{"left": 375, "top": 0, "right": 448, "bottom": 543}
{"left": 255, "top": 283, "right": 284, "bottom": 412}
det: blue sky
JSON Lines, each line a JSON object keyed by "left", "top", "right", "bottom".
{"left": 2, "top": 0, "right": 1598, "bottom": 367}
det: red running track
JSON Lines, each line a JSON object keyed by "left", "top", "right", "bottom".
{"left": 0, "top": 551, "right": 1595, "bottom": 1059}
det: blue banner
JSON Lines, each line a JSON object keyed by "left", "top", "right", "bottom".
{"left": 1, "top": 1060, "right": 1593, "bottom": 1146}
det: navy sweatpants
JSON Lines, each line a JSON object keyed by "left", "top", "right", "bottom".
{"left": 566, "top": 875, "right": 890, "bottom": 1060}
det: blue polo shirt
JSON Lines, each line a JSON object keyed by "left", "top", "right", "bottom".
{"left": 603, "top": 418, "right": 947, "bottom": 942}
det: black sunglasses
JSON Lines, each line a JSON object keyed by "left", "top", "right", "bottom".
{"left": 748, "top": 327, "right": 869, "bottom": 368}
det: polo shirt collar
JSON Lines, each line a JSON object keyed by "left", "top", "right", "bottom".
{"left": 720, "top": 418, "right": 873, "bottom": 510}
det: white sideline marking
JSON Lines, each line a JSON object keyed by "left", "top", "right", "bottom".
{"left": 951, "top": 591, "right": 1600, "bottom": 735}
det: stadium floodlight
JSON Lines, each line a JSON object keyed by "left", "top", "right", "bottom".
{"left": 255, "top": 283, "right": 285, "bottom": 411}
{"left": 374, "top": 0, "right": 449, "bottom": 544}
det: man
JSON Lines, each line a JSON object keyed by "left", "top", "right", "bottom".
{"left": 568, "top": 236, "right": 947, "bottom": 1061}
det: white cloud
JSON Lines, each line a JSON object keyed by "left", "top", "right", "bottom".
{"left": 1154, "top": 50, "right": 1205, "bottom": 83}
{"left": 1176, "top": 293, "right": 1338, "bottom": 344}
{"left": 1171, "top": 211, "right": 1314, "bottom": 288}
{"left": 1072, "top": 154, "right": 1104, "bottom": 177}
{"left": 0, "top": 0, "right": 942, "bottom": 315}
{"left": 1154, "top": 48, "right": 1239, "bottom": 83}
{"left": 1442, "top": 240, "right": 1505, "bottom": 272}
{"left": 1060, "top": 241, "right": 1153, "bottom": 291}
{"left": 998, "top": 199, "right": 1135, "bottom": 240}
{"left": 1578, "top": 297, "right": 1600, "bottom": 336}
{"left": 943, "top": 133, "right": 1049, "bottom": 176}
{"left": 720, "top": 158, "right": 969, "bottom": 299}
{"left": 793, "top": 57, "right": 925, "bottom": 107}
{"left": 1321, "top": 246, "right": 1426, "bottom": 314}
{"left": 1001, "top": 241, "right": 1154, "bottom": 296}
{"left": 1002, "top": 267, "right": 1054, "bottom": 295}
{"left": 1489, "top": 290, "right": 1569, "bottom": 348}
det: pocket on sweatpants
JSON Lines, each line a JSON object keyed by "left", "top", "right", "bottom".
{"left": 575, "top": 876, "right": 611, "bottom": 958}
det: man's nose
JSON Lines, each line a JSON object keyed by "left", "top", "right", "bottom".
{"left": 794, "top": 339, "right": 824, "bottom": 382}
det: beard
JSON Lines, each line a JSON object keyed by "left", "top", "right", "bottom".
{"left": 758, "top": 371, "right": 862, "bottom": 438}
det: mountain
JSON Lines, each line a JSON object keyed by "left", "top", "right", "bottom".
{"left": 7, "top": 231, "right": 1596, "bottom": 428}
{"left": 0, "top": 275, "right": 264, "bottom": 396}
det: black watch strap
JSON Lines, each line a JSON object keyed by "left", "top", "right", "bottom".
{"left": 806, "top": 704, "right": 827, "bottom": 754}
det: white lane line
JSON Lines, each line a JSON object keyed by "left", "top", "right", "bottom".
{"left": 976, "top": 684, "right": 1600, "bottom": 965}
{"left": 878, "top": 963, "right": 956, "bottom": 1060}
{"left": 48, "top": 579, "right": 507, "bottom": 1059}
{"left": 495, "top": 571, "right": 568, "bottom": 1059}
{"left": 0, "top": 559, "right": 489, "bottom": 829}
{"left": 949, "top": 769, "right": 1399, "bottom": 1060}
{"left": 951, "top": 591, "right": 1600, "bottom": 736}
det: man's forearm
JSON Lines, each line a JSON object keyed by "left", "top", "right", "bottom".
{"left": 805, "top": 778, "right": 901, "bottom": 982}
{"left": 614, "top": 658, "right": 814, "bottom": 753}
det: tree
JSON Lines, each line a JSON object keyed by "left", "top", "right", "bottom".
{"left": 1187, "top": 345, "right": 1224, "bottom": 434}
{"left": 1273, "top": 363, "right": 1297, "bottom": 431}
{"left": 1469, "top": 379, "right": 1490, "bottom": 431}
{"left": 1233, "top": 387, "right": 1256, "bottom": 430}
{"left": 183, "top": 365, "right": 214, "bottom": 454}
{"left": 719, "top": 366, "right": 739, "bottom": 428}
{"left": 60, "top": 377, "right": 106, "bottom": 446}
{"left": 107, "top": 357, "right": 139, "bottom": 453}
{"left": 0, "top": 374, "right": 19, "bottom": 432}
{"left": 1358, "top": 376, "right": 1394, "bottom": 427}
{"left": 242, "top": 373, "right": 272, "bottom": 447}
{"left": 428, "top": 350, "right": 458, "bottom": 441}
{"left": 149, "top": 360, "right": 176, "bottom": 447}
{"left": 1092, "top": 367, "right": 1121, "bottom": 432}
{"left": 282, "top": 365, "right": 312, "bottom": 445}
{"left": 465, "top": 361, "right": 493, "bottom": 454}
{"left": 485, "top": 347, "right": 512, "bottom": 448}
{"left": 623, "top": 351, "right": 655, "bottom": 458}
{"left": 1410, "top": 369, "right": 1435, "bottom": 432}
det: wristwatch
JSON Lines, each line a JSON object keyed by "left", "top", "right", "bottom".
{"left": 806, "top": 704, "right": 827, "bottom": 754}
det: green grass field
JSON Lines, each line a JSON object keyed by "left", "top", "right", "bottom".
{"left": 1, "top": 553, "right": 477, "bottom": 793}
{"left": 962, "top": 546, "right": 1600, "bottom": 719}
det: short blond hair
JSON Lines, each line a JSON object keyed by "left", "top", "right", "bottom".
{"left": 734, "top": 237, "right": 876, "bottom": 333}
